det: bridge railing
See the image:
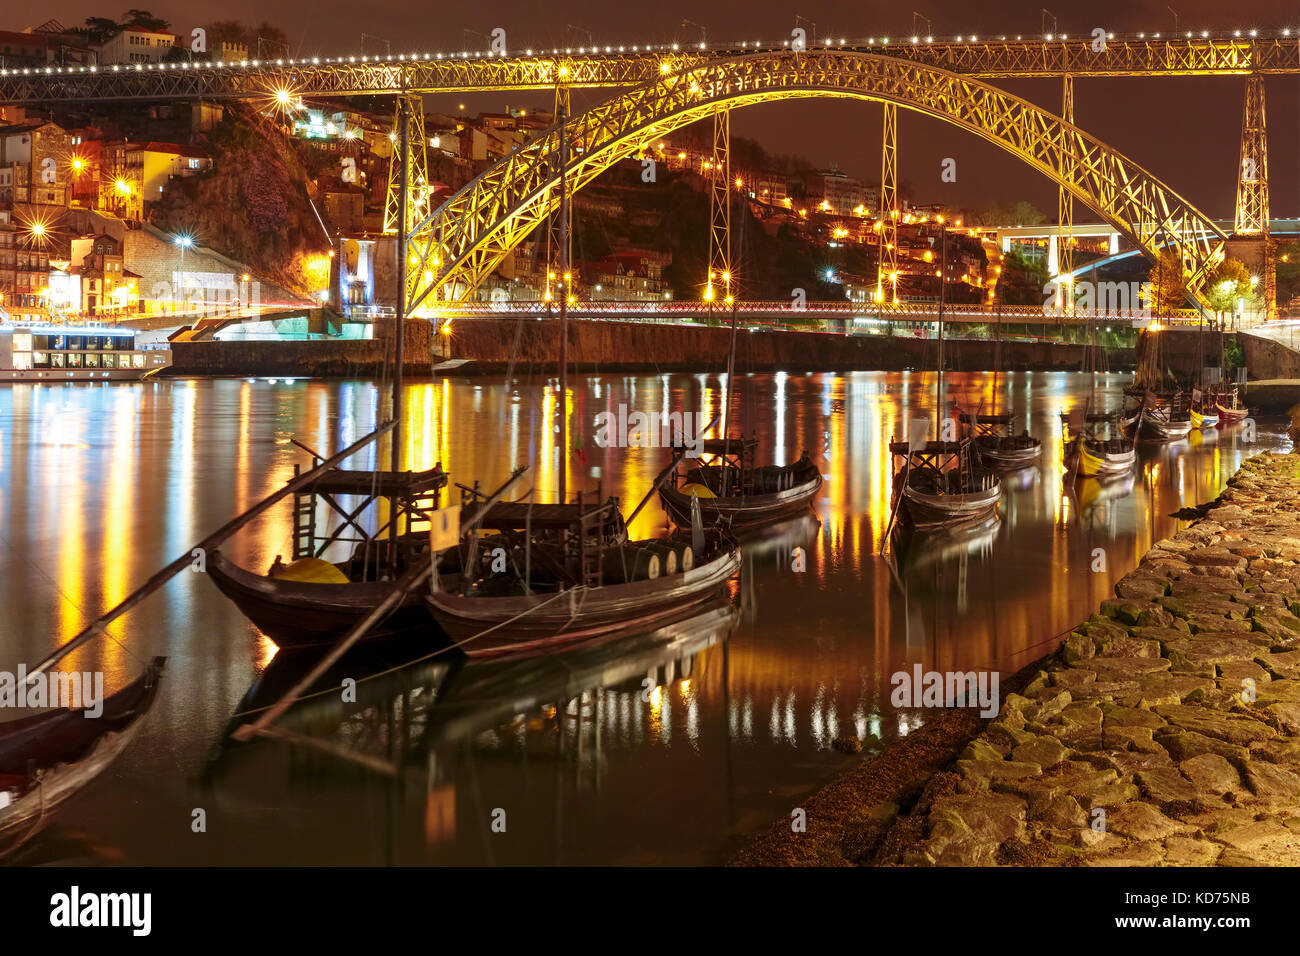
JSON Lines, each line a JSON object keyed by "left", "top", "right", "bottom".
{"left": 426, "top": 299, "right": 1200, "bottom": 324}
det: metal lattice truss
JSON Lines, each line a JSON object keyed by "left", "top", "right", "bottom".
{"left": 877, "top": 103, "right": 898, "bottom": 304}
{"left": 1234, "top": 75, "right": 1270, "bottom": 236}
{"left": 406, "top": 51, "right": 1228, "bottom": 312}
{"left": 382, "top": 95, "right": 429, "bottom": 235}
{"left": 2, "top": 37, "right": 1297, "bottom": 104}
{"left": 1057, "top": 74, "right": 1075, "bottom": 295}
{"left": 707, "top": 109, "right": 732, "bottom": 302}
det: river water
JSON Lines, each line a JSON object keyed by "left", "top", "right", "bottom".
{"left": 0, "top": 371, "right": 1291, "bottom": 865}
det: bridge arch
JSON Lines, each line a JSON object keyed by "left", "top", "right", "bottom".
{"left": 407, "top": 49, "right": 1226, "bottom": 311}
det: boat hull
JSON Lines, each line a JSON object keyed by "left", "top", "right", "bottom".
{"left": 0, "top": 659, "right": 164, "bottom": 859}
{"left": 1191, "top": 409, "right": 1219, "bottom": 429}
{"left": 659, "top": 471, "right": 822, "bottom": 529}
{"left": 1216, "top": 404, "right": 1248, "bottom": 424}
{"left": 207, "top": 550, "right": 432, "bottom": 648}
{"left": 1139, "top": 413, "right": 1192, "bottom": 442}
{"left": 1078, "top": 444, "right": 1137, "bottom": 478}
{"left": 426, "top": 549, "right": 742, "bottom": 658}
{"left": 899, "top": 482, "right": 1002, "bottom": 532}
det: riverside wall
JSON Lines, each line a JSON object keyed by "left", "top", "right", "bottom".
{"left": 165, "top": 317, "right": 434, "bottom": 377}
{"left": 167, "top": 317, "right": 1132, "bottom": 377}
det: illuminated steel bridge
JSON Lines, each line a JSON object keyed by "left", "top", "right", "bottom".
{"left": 406, "top": 49, "right": 1246, "bottom": 311}
{"left": 1, "top": 33, "right": 1297, "bottom": 101}
{"left": 437, "top": 299, "right": 1201, "bottom": 326}
{"left": 4, "top": 30, "right": 1292, "bottom": 313}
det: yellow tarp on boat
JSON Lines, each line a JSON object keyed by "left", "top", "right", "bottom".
{"left": 681, "top": 482, "right": 717, "bottom": 498}
{"left": 272, "top": 557, "right": 350, "bottom": 584}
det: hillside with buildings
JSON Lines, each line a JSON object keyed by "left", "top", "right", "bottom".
{"left": 6, "top": 12, "right": 1255, "bottom": 329}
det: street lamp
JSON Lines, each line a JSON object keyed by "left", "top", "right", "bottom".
{"left": 174, "top": 234, "right": 194, "bottom": 315}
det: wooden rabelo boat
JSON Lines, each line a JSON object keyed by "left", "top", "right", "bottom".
{"left": 960, "top": 411, "right": 1042, "bottom": 470}
{"left": 887, "top": 439, "right": 1002, "bottom": 532}
{"left": 1214, "top": 384, "right": 1249, "bottom": 424}
{"left": 425, "top": 485, "right": 741, "bottom": 658}
{"left": 1062, "top": 411, "right": 1137, "bottom": 479}
{"left": 207, "top": 465, "right": 449, "bottom": 648}
{"left": 1138, "top": 393, "right": 1193, "bottom": 442}
{"left": 1, "top": 657, "right": 166, "bottom": 858}
{"left": 657, "top": 437, "right": 822, "bottom": 530}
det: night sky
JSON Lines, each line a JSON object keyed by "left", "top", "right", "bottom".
{"left": 32, "top": 0, "right": 1300, "bottom": 219}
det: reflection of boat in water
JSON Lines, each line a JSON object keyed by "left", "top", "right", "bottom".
{"left": 658, "top": 440, "right": 823, "bottom": 531}
{"left": 1073, "top": 472, "right": 1136, "bottom": 511}
{"left": 997, "top": 463, "right": 1038, "bottom": 493}
{"left": 1, "top": 658, "right": 166, "bottom": 859}
{"left": 424, "top": 601, "right": 739, "bottom": 744}
{"left": 209, "top": 602, "right": 738, "bottom": 778}
{"left": 731, "top": 512, "right": 821, "bottom": 559}
{"left": 893, "top": 514, "right": 999, "bottom": 571}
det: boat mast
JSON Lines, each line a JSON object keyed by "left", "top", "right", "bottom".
{"left": 390, "top": 89, "right": 410, "bottom": 566}
{"left": 937, "top": 221, "right": 947, "bottom": 439}
{"left": 557, "top": 101, "right": 570, "bottom": 506}
{"left": 722, "top": 297, "right": 740, "bottom": 491}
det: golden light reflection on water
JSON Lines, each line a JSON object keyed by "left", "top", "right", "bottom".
{"left": 1, "top": 372, "right": 1291, "bottom": 865}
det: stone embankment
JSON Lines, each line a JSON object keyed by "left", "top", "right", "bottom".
{"left": 736, "top": 453, "right": 1300, "bottom": 866}
{"left": 888, "top": 453, "right": 1300, "bottom": 866}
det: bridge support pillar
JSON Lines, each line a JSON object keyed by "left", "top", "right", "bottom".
{"left": 1233, "top": 74, "right": 1275, "bottom": 320}
{"left": 546, "top": 84, "right": 572, "bottom": 305}
{"left": 707, "top": 108, "right": 732, "bottom": 306}
{"left": 1057, "top": 74, "right": 1074, "bottom": 314}
{"left": 876, "top": 103, "right": 898, "bottom": 305}
{"left": 383, "top": 94, "right": 428, "bottom": 241}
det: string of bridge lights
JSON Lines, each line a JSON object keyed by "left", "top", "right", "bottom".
{"left": 1, "top": 27, "right": 1297, "bottom": 77}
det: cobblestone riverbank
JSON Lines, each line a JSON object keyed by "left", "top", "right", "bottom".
{"left": 737, "top": 452, "right": 1300, "bottom": 866}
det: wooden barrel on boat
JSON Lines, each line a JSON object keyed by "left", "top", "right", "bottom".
{"left": 600, "top": 545, "right": 662, "bottom": 584}
{"left": 642, "top": 542, "right": 681, "bottom": 576}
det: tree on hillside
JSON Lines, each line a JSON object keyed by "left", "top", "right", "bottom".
{"left": 1203, "top": 257, "right": 1252, "bottom": 325}
{"left": 119, "top": 9, "right": 170, "bottom": 31}
{"left": 974, "top": 201, "right": 1047, "bottom": 227}
{"left": 204, "top": 20, "right": 289, "bottom": 58}
{"left": 1275, "top": 240, "right": 1299, "bottom": 307}
{"left": 80, "top": 17, "right": 119, "bottom": 43}
{"left": 1144, "top": 250, "right": 1189, "bottom": 317}
{"left": 253, "top": 23, "right": 290, "bottom": 58}
{"left": 996, "top": 249, "right": 1049, "bottom": 305}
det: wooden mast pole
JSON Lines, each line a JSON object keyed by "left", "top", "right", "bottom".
{"left": 557, "top": 101, "right": 569, "bottom": 506}
{"left": 390, "top": 88, "right": 409, "bottom": 566}
{"left": 937, "top": 222, "right": 947, "bottom": 438}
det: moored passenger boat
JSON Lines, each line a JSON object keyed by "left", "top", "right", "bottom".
{"left": 0, "top": 324, "right": 169, "bottom": 382}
